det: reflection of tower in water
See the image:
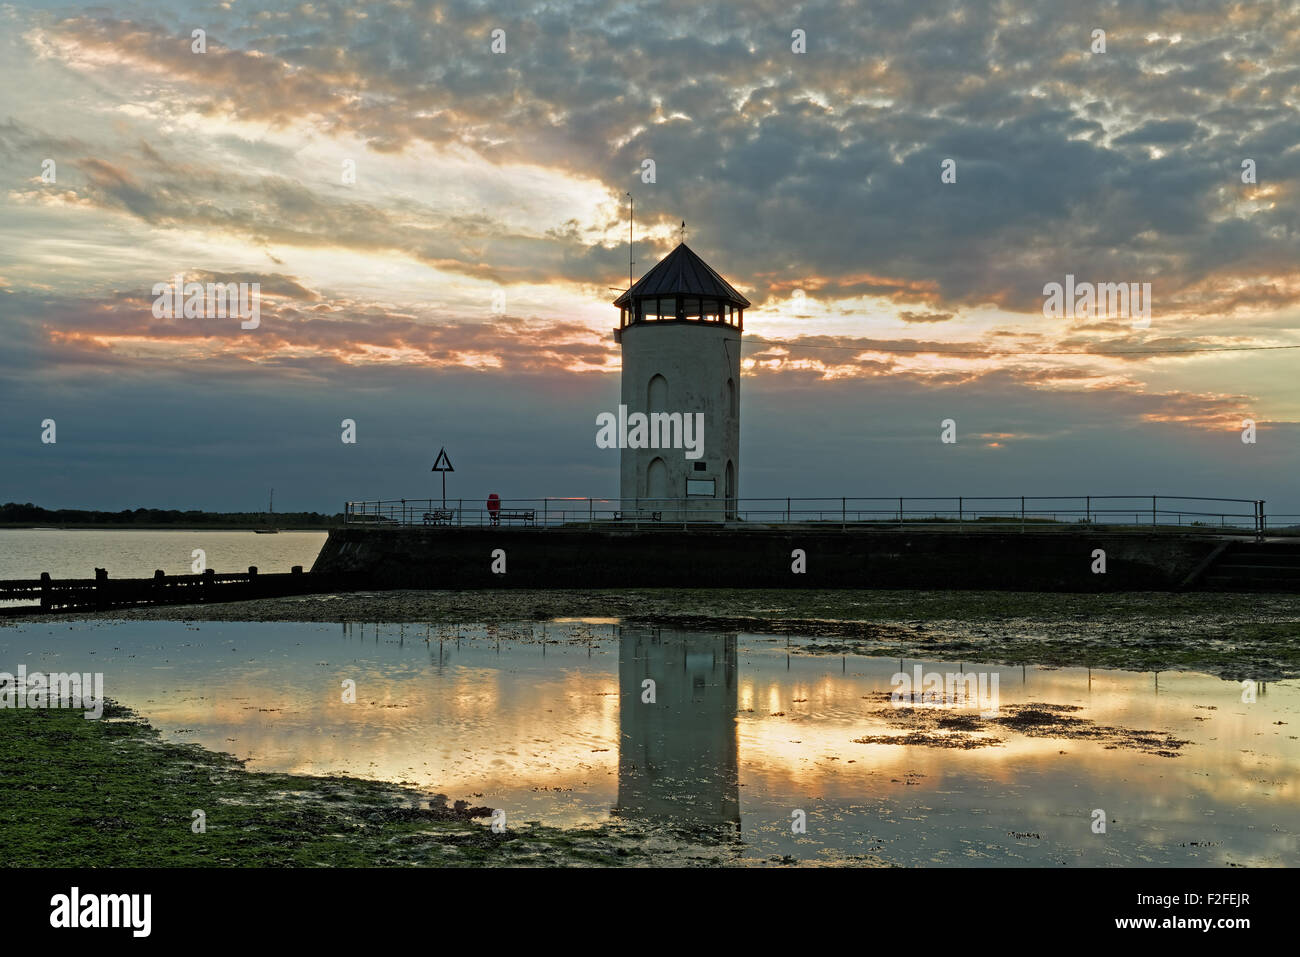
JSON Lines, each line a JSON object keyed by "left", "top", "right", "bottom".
{"left": 614, "top": 627, "right": 740, "bottom": 830}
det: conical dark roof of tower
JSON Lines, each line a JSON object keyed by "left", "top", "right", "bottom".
{"left": 613, "top": 243, "right": 751, "bottom": 308}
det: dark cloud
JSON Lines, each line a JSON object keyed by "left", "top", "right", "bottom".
{"left": 20, "top": 0, "right": 1300, "bottom": 312}
{"left": 1113, "top": 120, "right": 1205, "bottom": 146}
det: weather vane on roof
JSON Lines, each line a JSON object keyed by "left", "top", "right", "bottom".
{"left": 680, "top": 220, "right": 686, "bottom": 244}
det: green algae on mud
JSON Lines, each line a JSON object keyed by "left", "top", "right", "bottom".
{"left": 849, "top": 695, "right": 1193, "bottom": 757}
{"left": 13, "top": 587, "right": 1300, "bottom": 680}
{"left": 0, "top": 702, "right": 661, "bottom": 867}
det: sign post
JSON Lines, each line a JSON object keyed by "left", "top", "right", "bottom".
{"left": 431, "top": 447, "right": 454, "bottom": 509}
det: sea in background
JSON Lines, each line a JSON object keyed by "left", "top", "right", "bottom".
{"left": 0, "top": 529, "right": 328, "bottom": 581}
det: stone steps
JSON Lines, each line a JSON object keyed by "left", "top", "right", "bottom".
{"left": 1202, "top": 543, "right": 1300, "bottom": 591}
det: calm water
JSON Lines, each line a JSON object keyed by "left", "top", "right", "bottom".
{"left": 0, "top": 529, "right": 327, "bottom": 580}
{"left": 2, "top": 618, "right": 1295, "bottom": 866}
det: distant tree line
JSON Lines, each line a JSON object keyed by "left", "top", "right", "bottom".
{"left": 0, "top": 503, "right": 345, "bottom": 528}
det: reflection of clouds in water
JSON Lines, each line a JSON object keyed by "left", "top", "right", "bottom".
{"left": 2, "top": 619, "right": 1297, "bottom": 864}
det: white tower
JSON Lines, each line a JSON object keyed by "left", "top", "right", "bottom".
{"left": 613, "top": 243, "right": 748, "bottom": 520}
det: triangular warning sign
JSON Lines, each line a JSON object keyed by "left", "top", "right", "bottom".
{"left": 431, "top": 447, "right": 454, "bottom": 472}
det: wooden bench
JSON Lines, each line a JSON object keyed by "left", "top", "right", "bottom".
{"left": 422, "top": 510, "right": 454, "bottom": 525}
{"left": 613, "top": 510, "right": 662, "bottom": 522}
{"left": 496, "top": 509, "right": 536, "bottom": 525}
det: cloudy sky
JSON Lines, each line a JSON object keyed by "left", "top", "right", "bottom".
{"left": 1, "top": 0, "right": 1297, "bottom": 518}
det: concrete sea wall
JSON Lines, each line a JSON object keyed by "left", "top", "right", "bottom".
{"left": 311, "top": 526, "right": 1238, "bottom": 591}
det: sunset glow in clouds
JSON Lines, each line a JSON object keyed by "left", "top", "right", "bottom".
{"left": 1, "top": 0, "right": 1298, "bottom": 513}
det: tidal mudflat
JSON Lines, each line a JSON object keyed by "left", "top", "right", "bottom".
{"left": 2, "top": 615, "right": 1295, "bottom": 866}
{"left": 23, "top": 587, "right": 1300, "bottom": 679}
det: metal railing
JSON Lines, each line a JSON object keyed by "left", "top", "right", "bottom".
{"left": 344, "top": 495, "right": 1274, "bottom": 535}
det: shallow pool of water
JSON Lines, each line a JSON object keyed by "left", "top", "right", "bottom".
{"left": 3, "top": 618, "right": 1296, "bottom": 865}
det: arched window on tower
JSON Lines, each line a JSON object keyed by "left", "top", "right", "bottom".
{"left": 648, "top": 373, "right": 668, "bottom": 413}
{"left": 647, "top": 457, "right": 668, "bottom": 501}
